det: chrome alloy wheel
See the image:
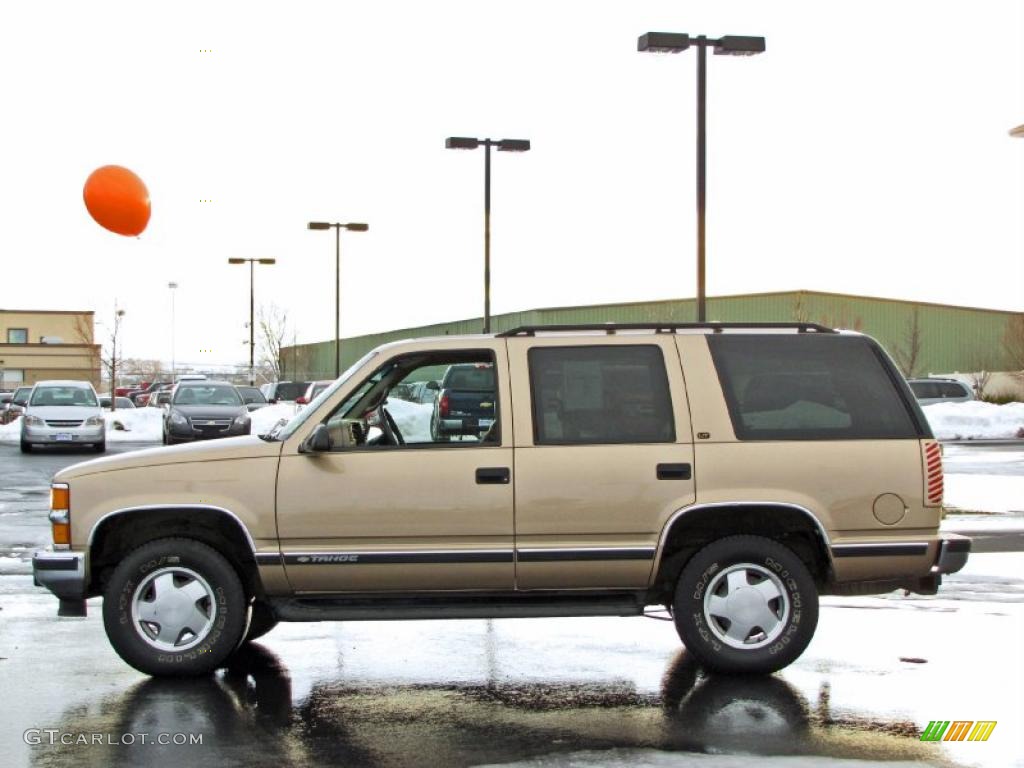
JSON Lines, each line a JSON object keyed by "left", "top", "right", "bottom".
{"left": 703, "top": 563, "right": 790, "bottom": 650}
{"left": 130, "top": 566, "right": 217, "bottom": 652}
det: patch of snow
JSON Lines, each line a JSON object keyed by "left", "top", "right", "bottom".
{"left": 923, "top": 401, "right": 1024, "bottom": 441}
{"left": 103, "top": 407, "right": 164, "bottom": 442}
{"left": 0, "top": 555, "right": 31, "bottom": 575}
{"left": 385, "top": 397, "right": 434, "bottom": 442}
{"left": 249, "top": 403, "right": 299, "bottom": 436}
{"left": 944, "top": 474, "right": 1024, "bottom": 514}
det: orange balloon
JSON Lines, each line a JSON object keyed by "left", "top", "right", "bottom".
{"left": 83, "top": 165, "right": 151, "bottom": 236}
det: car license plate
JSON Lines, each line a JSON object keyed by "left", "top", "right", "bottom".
{"left": 479, "top": 419, "right": 494, "bottom": 429}
{"left": 54, "top": 433, "right": 73, "bottom": 442}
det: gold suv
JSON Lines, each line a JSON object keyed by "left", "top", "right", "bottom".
{"left": 32, "top": 323, "right": 970, "bottom": 677}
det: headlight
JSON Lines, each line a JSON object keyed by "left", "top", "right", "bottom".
{"left": 84, "top": 415, "right": 104, "bottom": 427}
{"left": 233, "top": 414, "right": 251, "bottom": 428}
{"left": 24, "top": 415, "right": 45, "bottom": 427}
{"left": 170, "top": 411, "right": 189, "bottom": 426}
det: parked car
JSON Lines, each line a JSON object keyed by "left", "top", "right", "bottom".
{"left": 907, "top": 377, "right": 975, "bottom": 406}
{"left": 235, "top": 386, "right": 269, "bottom": 412}
{"left": 162, "top": 381, "right": 251, "bottom": 444}
{"left": 148, "top": 390, "right": 173, "bottom": 408}
{"left": 99, "top": 396, "right": 136, "bottom": 409}
{"left": 131, "top": 381, "right": 171, "bottom": 407}
{"left": 31, "top": 323, "right": 969, "bottom": 678}
{"left": 296, "top": 380, "right": 332, "bottom": 406}
{"left": 430, "top": 363, "right": 497, "bottom": 441}
{"left": 260, "top": 381, "right": 312, "bottom": 404}
{"left": 20, "top": 380, "right": 105, "bottom": 453}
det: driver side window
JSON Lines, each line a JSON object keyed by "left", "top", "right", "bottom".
{"left": 321, "top": 350, "right": 500, "bottom": 450}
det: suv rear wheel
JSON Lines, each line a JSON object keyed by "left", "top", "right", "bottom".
{"left": 102, "top": 538, "right": 247, "bottom": 676}
{"left": 673, "top": 535, "right": 818, "bottom": 674}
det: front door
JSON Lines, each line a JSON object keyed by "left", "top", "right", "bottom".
{"left": 276, "top": 341, "right": 514, "bottom": 593}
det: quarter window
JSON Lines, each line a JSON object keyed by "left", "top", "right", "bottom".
{"left": 528, "top": 345, "right": 675, "bottom": 445}
{"left": 709, "top": 335, "right": 920, "bottom": 440}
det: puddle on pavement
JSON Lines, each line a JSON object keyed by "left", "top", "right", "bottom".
{"left": 28, "top": 645, "right": 963, "bottom": 768}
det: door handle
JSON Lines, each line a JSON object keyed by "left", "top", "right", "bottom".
{"left": 476, "top": 467, "right": 511, "bottom": 484}
{"left": 656, "top": 463, "right": 691, "bottom": 480}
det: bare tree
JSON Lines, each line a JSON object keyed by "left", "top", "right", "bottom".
{"left": 257, "top": 303, "right": 289, "bottom": 381}
{"left": 892, "top": 308, "right": 923, "bottom": 378}
{"left": 791, "top": 292, "right": 809, "bottom": 323}
{"left": 76, "top": 306, "right": 126, "bottom": 407}
{"left": 967, "top": 368, "right": 992, "bottom": 400}
{"left": 1003, "top": 314, "right": 1024, "bottom": 381}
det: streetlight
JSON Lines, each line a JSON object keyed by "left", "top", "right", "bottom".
{"left": 228, "top": 258, "right": 276, "bottom": 385}
{"left": 638, "top": 32, "right": 765, "bottom": 322}
{"left": 307, "top": 221, "right": 368, "bottom": 377}
{"left": 445, "top": 136, "right": 531, "bottom": 334}
{"left": 168, "top": 282, "right": 178, "bottom": 384}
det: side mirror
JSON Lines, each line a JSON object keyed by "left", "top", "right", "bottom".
{"left": 300, "top": 423, "right": 331, "bottom": 453}
{"left": 425, "top": 381, "right": 440, "bottom": 391}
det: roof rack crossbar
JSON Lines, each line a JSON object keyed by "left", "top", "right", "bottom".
{"left": 496, "top": 322, "right": 837, "bottom": 337}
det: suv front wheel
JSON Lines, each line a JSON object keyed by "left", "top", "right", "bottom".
{"left": 673, "top": 535, "right": 819, "bottom": 675}
{"left": 102, "top": 538, "right": 248, "bottom": 677}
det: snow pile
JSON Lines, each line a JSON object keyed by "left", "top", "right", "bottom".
{"left": 922, "top": 401, "right": 1024, "bottom": 441}
{"left": 385, "top": 398, "right": 434, "bottom": 442}
{"left": 249, "top": 403, "right": 299, "bottom": 436}
{"left": 104, "top": 407, "right": 164, "bottom": 442}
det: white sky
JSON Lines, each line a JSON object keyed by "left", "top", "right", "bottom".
{"left": 1, "top": 1, "right": 1022, "bottom": 367}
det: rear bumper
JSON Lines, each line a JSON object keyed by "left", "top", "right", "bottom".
{"left": 32, "top": 551, "right": 88, "bottom": 616}
{"left": 932, "top": 533, "right": 971, "bottom": 575}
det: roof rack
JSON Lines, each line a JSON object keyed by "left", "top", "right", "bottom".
{"left": 496, "top": 322, "right": 837, "bottom": 337}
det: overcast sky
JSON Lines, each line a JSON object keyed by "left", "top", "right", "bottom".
{"left": 1, "top": 1, "right": 1022, "bottom": 367}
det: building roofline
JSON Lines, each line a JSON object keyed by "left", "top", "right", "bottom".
{"left": 0, "top": 309, "right": 95, "bottom": 315}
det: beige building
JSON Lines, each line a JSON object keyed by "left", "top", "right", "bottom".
{"left": 0, "top": 309, "right": 101, "bottom": 388}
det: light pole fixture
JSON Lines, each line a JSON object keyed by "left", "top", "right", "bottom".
{"left": 638, "top": 32, "right": 765, "bottom": 322}
{"left": 307, "top": 222, "right": 368, "bottom": 377}
{"left": 228, "top": 258, "right": 276, "bottom": 385}
{"left": 445, "top": 136, "right": 531, "bottom": 334}
{"left": 167, "top": 282, "right": 178, "bottom": 384}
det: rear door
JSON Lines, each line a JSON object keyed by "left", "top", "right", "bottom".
{"left": 508, "top": 335, "right": 695, "bottom": 590}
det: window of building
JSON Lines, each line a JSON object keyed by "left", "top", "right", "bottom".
{"left": 709, "top": 335, "right": 920, "bottom": 441}
{"left": 528, "top": 345, "right": 675, "bottom": 445}
{"left": 6, "top": 328, "right": 27, "bottom": 344}
{"left": 1, "top": 369, "right": 24, "bottom": 386}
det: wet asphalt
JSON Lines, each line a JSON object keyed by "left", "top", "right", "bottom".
{"left": 1, "top": 442, "right": 1022, "bottom": 768}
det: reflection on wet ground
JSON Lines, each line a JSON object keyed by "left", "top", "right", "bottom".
{"left": 32, "top": 644, "right": 954, "bottom": 768}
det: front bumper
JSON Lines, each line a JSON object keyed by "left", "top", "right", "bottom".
{"left": 32, "top": 551, "right": 87, "bottom": 616}
{"left": 168, "top": 421, "right": 249, "bottom": 441}
{"left": 932, "top": 533, "right": 971, "bottom": 574}
{"left": 23, "top": 424, "right": 105, "bottom": 445}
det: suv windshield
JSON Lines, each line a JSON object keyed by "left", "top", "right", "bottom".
{"left": 173, "top": 385, "right": 242, "bottom": 406}
{"left": 29, "top": 386, "right": 98, "bottom": 407}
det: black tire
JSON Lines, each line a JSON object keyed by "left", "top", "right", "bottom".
{"left": 19, "top": 438, "right": 31, "bottom": 453}
{"left": 673, "top": 535, "right": 818, "bottom": 675}
{"left": 161, "top": 430, "right": 168, "bottom": 445}
{"left": 93, "top": 440, "right": 106, "bottom": 453}
{"left": 243, "top": 601, "right": 279, "bottom": 643}
{"left": 102, "top": 537, "right": 248, "bottom": 677}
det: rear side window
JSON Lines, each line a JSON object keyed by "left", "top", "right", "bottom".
{"left": 709, "top": 335, "right": 919, "bottom": 441}
{"left": 529, "top": 345, "right": 675, "bottom": 445}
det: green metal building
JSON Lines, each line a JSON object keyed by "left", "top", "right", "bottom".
{"left": 281, "top": 290, "right": 1022, "bottom": 381}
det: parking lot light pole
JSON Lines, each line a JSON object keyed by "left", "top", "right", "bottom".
{"left": 638, "top": 32, "right": 765, "bottom": 322}
{"left": 167, "top": 282, "right": 178, "bottom": 384}
{"left": 445, "top": 137, "right": 531, "bottom": 334}
{"left": 228, "top": 258, "right": 276, "bottom": 385}
{"left": 307, "top": 221, "right": 369, "bottom": 377}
